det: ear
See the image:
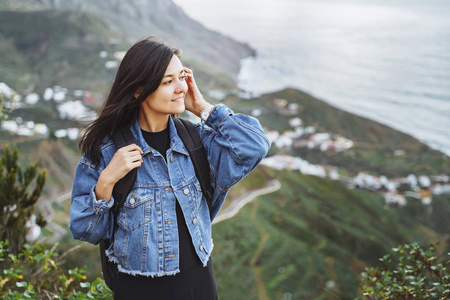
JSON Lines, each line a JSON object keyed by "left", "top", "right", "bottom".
{"left": 134, "top": 87, "right": 143, "bottom": 99}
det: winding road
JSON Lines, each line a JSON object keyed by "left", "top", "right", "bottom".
{"left": 213, "top": 179, "right": 282, "bottom": 224}
{"left": 38, "top": 191, "right": 71, "bottom": 244}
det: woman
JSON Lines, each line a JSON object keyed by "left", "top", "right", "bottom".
{"left": 69, "top": 37, "right": 270, "bottom": 299}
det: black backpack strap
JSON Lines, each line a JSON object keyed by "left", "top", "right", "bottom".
{"left": 173, "top": 117, "right": 214, "bottom": 217}
{"left": 111, "top": 127, "right": 138, "bottom": 209}
{"left": 100, "top": 126, "right": 138, "bottom": 291}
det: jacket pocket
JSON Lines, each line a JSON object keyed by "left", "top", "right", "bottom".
{"left": 118, "top": 187, "right": 153, "bottom": 231}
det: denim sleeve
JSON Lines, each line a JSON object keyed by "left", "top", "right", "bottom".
{"left": 198, "top": 104, "right": 271, "bottom": 209}
{"left": 69, "top": 158, "right": 115, "bottom": 245}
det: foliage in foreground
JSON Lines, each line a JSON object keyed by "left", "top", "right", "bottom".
{"left": 0, "top": 93, "right": 15, "bottom": 122}
{"left": 0, "top": 145, "right": 47, "bottom": 254}
{"left": 0, "top": 240, "right": 113, "bottom": 299}
{"left": 360, "top": 242, "right": 450, "bottom": 299}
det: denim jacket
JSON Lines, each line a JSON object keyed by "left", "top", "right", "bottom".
{"left": 69, "top": 104, "right": 270, "bottom": 277}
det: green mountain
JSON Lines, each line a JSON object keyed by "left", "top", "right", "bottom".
{"left": 0, "top": 0, "right": 254, "bottom": 91}
{"left": 39, "top": 0, "right": 253, "bottom": 78}
{"left": 0, "top": 9, "right": 126, "bottom": 92}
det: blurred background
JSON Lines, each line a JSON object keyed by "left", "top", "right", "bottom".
{"left": 175, "top": 0, "right": 450, "bottom": 156}
{"left": 0, "top": 0, "right": 449, "bottom": 299}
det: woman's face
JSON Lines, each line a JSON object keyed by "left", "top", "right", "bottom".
{"left": 140, "top": 55, "right": 188, "bottom": 119}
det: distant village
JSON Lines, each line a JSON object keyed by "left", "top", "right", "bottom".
{"left": 0, "top": 82, "right": 96, "bottom": 141}
{"left": 0, "top": 50, "right": 127, "bottom": 140}
{"left": 259, "top": 98, "right": 450, "bottom": 207}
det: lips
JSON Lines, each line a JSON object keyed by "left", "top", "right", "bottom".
{"left": 171, "top": 96, "right": 184, "bottom": 102}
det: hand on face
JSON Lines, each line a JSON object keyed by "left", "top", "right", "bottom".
{"left": 183, "top": 67, "right": 209, "bottom": 117}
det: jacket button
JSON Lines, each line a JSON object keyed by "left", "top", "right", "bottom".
{"left": 129, "top": 198, "right": 135, "bottom": 205}
{"left": 183, "top": 188, "right": 189, "bottom": 195}
{"left": 200, "top": 245, "right": 204, "bottom": 251}
{"left": 170, "top": 156, "right": 174, "bottom": 162}
{"left": 192, "top": 218, "right": 197, "bottom": 225}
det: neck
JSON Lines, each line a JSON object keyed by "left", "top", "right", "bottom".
{"left": 138, "top": 111, "right": 170, "bottom": 132}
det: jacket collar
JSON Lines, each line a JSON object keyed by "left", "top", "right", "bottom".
{"left": 129, "top": 116, "right": 189, "bottom": 157}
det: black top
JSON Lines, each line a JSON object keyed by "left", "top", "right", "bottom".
{"left": 113, "top": 125, "right": 217, "bottom": 300}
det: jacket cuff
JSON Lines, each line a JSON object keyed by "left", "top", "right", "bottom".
{"left": 91, "top": 185, "right": 114, "bottom": 214}
{"left": 205, "top": 104, "right": 233, "bottom": 130}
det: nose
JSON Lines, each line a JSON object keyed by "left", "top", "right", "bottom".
{"left": 175, "top": 78, "right": 188, "bottom": 95}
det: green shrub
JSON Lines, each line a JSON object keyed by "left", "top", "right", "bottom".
{"left": 0, "top": 240, "right": 113, "bottom": 299}
{"left": 360, "top": 242, "right": 450, "bottom": 299}
{"left": 0, "top": 145, "right": 46, "bottom": 254}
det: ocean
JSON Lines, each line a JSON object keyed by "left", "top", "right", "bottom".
{"left": 173, "top": 0, "right": 450, "bottom": 157}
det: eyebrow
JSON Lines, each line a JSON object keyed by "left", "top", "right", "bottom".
{"left": 163, "top": 69, "right": 185, "bottom": 78}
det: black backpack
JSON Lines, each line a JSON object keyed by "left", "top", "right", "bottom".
{"left": 99, "top": 117, "right": 214, "bottom": 291}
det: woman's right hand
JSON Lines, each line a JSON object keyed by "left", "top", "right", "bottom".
{"left": 95, "top": 144, "right": 143, "bottom": 201}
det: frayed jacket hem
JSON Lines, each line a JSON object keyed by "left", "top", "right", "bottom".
{"left": 201, "top": 241, "right": 214, "bottom": 267}
{"left": 105, "top": 249, "right": 181, "bottom": 277}
{"left": 117, "top": 266, "right": 180, "bottom": 278}
{"left": 202, "top": 253, "right": 210, "bottom": 267}
{"left": 105, "top": 246, "right": 213, "bottom": 275}
{"left": 105, "top": 249, "right": 119, "bottom": 264}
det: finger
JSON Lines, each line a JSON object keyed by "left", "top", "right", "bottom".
{"left": 122, "top": 143, "right": 143, "bottom": 154}
{"left": 130, "top": 144, "right": 143, "bottom": 154}
{"left": 131, "top": 158, "right": 143, "bottom": 165}
{"left": 118, "top": 150, "right": 141, "bottom": 163}
{"left": 129, "top": 153, "right": 143, "bottom": 162}
{"left": 133, "top": 160, "right": 142, "bottom": 168}
{"left": 128, "top": 150, "right": 143, "bottom": 158}
{"left": 126, "top": 160, "right": 142, "bottom": 171}
{"left": 183, "top": 67, "right": 192, "bottom": 73}
{"left": 185, "top": 73, "right": 195, "bottom": 82}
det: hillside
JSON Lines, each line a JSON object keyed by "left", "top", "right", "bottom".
{"left": 0, "top": 11, "right": 239, "bottom": 97}
{"left": 0, "top": 9, "right": 127, "bottom": 92}
{"left": 212, "top": 167, "right": 449, "bottom": 299}
{"left": 226, "top": 88, "right": 449, "bottom": 177}
{"left": 1, "top": 0, "right": 254, "bottom": 82}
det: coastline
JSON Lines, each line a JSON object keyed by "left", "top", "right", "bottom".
{"left": 226, "top": 87, "right": 449, "bottom": 178}
{"left": 235, "top": 55, "right": 450, "bottom": 159}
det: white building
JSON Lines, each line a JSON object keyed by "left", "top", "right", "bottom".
{"left": 261, "top": 155, "right": 327, "bottom": 177}
{"left": 43, "top": 87, "right": 54, "bottom": 101}
{"left": 384, "top": 192, "right": 407, "bottom": 206}
{"left": 25, "top": 93, "right": 39, "bottom": 105}
{"left": 26, "top": 215, "right": 41, "bottom": 242}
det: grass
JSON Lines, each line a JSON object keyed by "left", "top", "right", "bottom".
{"left": 212, "top": 170, "right": 449, "bottom": 299}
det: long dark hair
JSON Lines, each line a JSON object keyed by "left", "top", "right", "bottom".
{"left": 79, "top": 37, "right": 180, "bottom": 165}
